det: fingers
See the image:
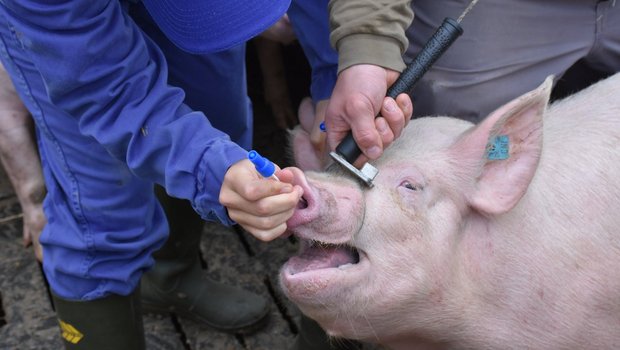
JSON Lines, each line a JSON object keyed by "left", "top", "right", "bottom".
{"left": 327, "top": 93, "right": 382, "bottom": 161}
{"left": 375, "top": 117, "right": 395, "bottom": 150}
{"left": 225, "top": 185, "right": 303, "bottom": 242}
{"left": 395, "top": 93, "right": 413, "bottom": 127}
{"left": 274, "top": 167, "right": 295, "bottom": 184}
{"left": 380, "top": 97, "right": 405, "bottom": 140}
{"left": 220, "top": 159, "right": 304, "bottom": 242}
{"left": 325, "top": 65, "right": 385, "bottom": 156}
{"left": 347, "top": 97, "right": 383, "bottom": 160}
{"left": 375, "top": 94, "right": 413, "bottom": 144}
{"left": 223, "top": 181, "right": 301, "bottom": 217}
{"left": 234, "top": 178, "right": 294, "bottom": 201}
{"left": 231, "top": 206, "right": 294, "bottom": 242}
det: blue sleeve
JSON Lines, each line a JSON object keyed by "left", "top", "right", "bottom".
{"left": 1, "top": 0, "right": 244, "bottom": 224}
{"left": 288, "top": 0, "right": 338, "bottom": 102}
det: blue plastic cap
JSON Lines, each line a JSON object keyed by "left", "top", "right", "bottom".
{"left": 248, "top": 150, "right": 275, "bottom": 178}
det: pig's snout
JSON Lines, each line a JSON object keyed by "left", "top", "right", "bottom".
{"left": 287, "top": 167, "right": 320, "bottom": 229}
{"left": 296, "top": 193, "right": 308, "bottom": 210}
{"left": 286, "top": 168, "right": 365, "bottom": 243}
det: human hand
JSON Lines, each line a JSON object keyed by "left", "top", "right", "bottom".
{"left": 219, "top": 159, "right": 303, "bottom": 241}
{"left": 325, "top": 64, "right": 413, "bottom": 167}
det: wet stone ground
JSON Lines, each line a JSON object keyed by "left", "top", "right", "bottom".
{"left": 0, "top": 41, "right": 383, "bottom": 350}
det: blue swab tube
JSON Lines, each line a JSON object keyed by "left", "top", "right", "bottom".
{"left": 248, "top": 150, "right": 280, "bottom": 181}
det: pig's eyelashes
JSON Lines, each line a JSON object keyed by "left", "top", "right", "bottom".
{"left": 401, "top": 181, "right": 422, "bottom": 191}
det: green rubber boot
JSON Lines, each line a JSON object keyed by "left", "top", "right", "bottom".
{"left": 52, "top": 289, "right": 145, "bottom": 350}
{"left": 140, "top": 187, "right": 270, "bottom": 333}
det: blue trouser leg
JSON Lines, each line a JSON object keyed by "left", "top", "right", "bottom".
{"left": 0, "top": 16, "right": 167, "bottom": 300}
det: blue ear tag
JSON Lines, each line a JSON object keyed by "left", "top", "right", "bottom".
{"left": 487, "top": 135, "right": 510, "bottom": 160}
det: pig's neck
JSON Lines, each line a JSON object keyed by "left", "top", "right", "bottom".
{"left": 383, "top": 213, "right": 510, "bottom": 350}
{"left": 453, "top": 208, "right": 620, "bottom": 349}
{"left": 386, "top": 207, "right": 620, "bottom": 350}
{"left": 455, "top": 214, "right": 538, "bottom": 349}
{"left": 382, "top": 211, "right": 548, "bottom": 350}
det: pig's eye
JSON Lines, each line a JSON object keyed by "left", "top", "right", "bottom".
{"left": 401, "top": 181, "right": 421, "bottom": 191}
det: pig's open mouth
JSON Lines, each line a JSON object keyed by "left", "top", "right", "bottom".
{"left": 284, "top": 239, "right": 361, "bottom": 275}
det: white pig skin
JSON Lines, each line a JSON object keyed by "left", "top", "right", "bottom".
{"left": 281, "top": 74, "right": 620, "bottom": 349}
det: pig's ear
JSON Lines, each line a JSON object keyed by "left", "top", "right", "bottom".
{"left": 289, "top": 97, "right": 328, "bottom": 171}
{"left": 450, "top": 76, "right": 553, "bottom": 215}
{"left": 298, "top": 97, "right": 315, "bottom": 133}
{"left": 289, "top": 126, "right": 324, "bottom": 171}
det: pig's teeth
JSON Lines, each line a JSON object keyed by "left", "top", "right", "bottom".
{"left": 338, "top": 263, "right": 353, "bottom": 270}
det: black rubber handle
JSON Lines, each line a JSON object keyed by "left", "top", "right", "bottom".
{"left": 334, "top": 17, "right": 464, "bottom": 164}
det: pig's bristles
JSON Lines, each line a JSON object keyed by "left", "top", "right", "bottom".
{"left": 360, "top": 296, "right": 380, "bottom": 342}
{"left": 344, "top": 306, "right": 360, "bottom": 340}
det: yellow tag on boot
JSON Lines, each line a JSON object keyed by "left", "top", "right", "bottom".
{"left": 59, "top": 320, "right": 84, "bottom": 344}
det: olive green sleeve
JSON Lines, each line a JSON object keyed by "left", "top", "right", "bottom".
{"left": 329, "top": 0, "right": 414, "bottom": 73}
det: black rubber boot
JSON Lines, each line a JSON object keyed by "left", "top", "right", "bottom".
{"left": 52, "top": 289, "right": 145, "bottom": 350}
{"left": 292, "top": 315, "right": 362, "bottom": 350}
{"left": 140, "top": 187, "right": 270, "bottom": 333}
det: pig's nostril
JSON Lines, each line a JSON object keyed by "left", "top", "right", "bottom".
{"left": 297, "top": 196, "right": 308, "bottom": 209}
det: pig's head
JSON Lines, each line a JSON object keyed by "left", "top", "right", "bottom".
{"left": 281, "top": 77, "right": 553, "bottom": 346}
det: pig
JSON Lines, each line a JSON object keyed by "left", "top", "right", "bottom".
{"left": 280, "top": 73, "right": 620, "bottom": 349}
{"left": 0, "top": 62, "right": 46, "bottom": 261}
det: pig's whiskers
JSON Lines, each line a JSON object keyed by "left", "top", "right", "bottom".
{"left": 361, "top": 303, "right": 380, "bottom": 343}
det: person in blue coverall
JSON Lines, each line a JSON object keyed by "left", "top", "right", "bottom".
{"left": 0, "top": 0, "right": 304, "bottom": 348}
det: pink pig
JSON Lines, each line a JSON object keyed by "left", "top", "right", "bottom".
{"left": 0, "top": 63, "right": 46, "bottom": 261}
{"left": 281, "top": 73, "right": 620, "bottom": 349}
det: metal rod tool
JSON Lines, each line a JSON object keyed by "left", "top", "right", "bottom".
{"left": 329, "top": 1, "right": 479, "bottom": 187}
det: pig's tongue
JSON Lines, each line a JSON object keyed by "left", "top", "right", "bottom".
{"left": 287, "top": 243, "right": 359, "bottom": 275}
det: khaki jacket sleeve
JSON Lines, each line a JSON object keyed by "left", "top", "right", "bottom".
{"left": 329, "top": 0, "right": 413, "bottom": 73}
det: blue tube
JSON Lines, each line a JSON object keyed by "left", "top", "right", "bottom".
{"left": 248, "top": 150, "right": 278, "bottom": 180}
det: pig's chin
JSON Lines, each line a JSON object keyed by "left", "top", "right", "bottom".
{"left": 280, "top": 239, "right": 369, "bottom": 301}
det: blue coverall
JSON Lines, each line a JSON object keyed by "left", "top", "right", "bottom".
{"left": 0, "top": 0, "right": 336, "bottom": 300}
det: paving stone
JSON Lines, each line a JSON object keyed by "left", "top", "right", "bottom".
{"left": 0, "top": 219, "right": 62, "bottom": 350}
{"left": 178, "top": 320, "right": 241, "bottom": 350}
{"left": 194, "top": 222, "right": 296, "bottom": 349}
{"left": 143, "top": 314, "right": 187, "bottom": 350}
